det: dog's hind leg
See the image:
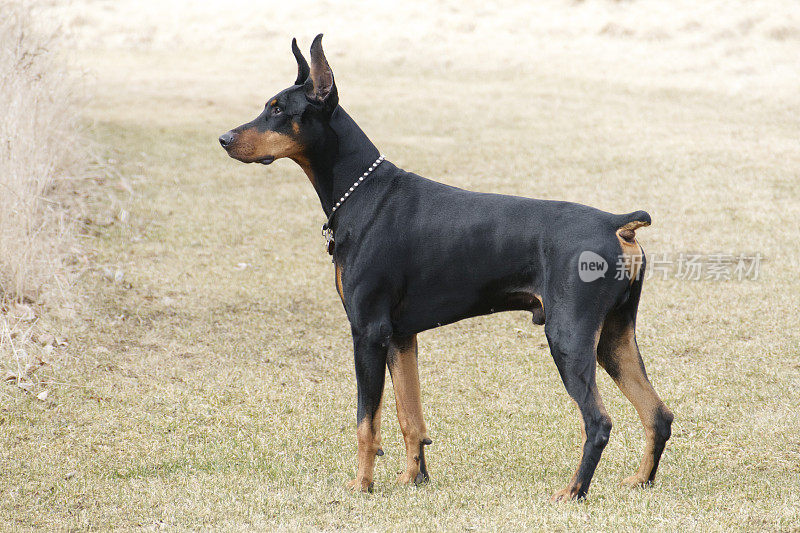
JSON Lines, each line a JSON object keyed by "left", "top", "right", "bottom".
{"left": 597, "top": 276, "right": 673, "bottom": 487}
{"left": 388, "top": 335, "right": 432, "bottom": 485}
{"left": 545, "top": 311, "right": 612, "bottom": 502}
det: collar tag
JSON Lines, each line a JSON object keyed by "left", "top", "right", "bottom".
{"left": 320, "top": 154, "right": 385, "bottom": 259}
{"left": 323, "top": 225, "right": 335, "bottom": 256}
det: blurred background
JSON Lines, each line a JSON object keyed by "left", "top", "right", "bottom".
{"left": 41, "top": 0, "right": 800, "bottom": 98}
{"left": 2, "top": 1, "right": 798, "bottom": 530}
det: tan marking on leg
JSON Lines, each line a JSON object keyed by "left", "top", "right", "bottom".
{"left": 347, "top": 401, "right": 383, "bottom": 493}
{"left": 374, "top": 400, "right": 383, "bottom": 455}
{"left": 335, "top": 263, "right": 345, "bottom": 306}
{"left": 388, "top": 335, "right": 430, "bottom": 484}
{"left": 599, "top": 317, "right": 672, "bottom": 486}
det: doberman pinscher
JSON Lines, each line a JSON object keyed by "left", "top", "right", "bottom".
{"left": 219, "top": 35, "right": 673, "bottom": 501}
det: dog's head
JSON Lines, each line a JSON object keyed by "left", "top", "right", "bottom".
{"left": 219, "top": 34, "right": 338, "bottom": 166}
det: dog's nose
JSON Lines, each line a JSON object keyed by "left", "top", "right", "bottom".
{"left": 219, "top": 132, "right": 236, "bottom": 148}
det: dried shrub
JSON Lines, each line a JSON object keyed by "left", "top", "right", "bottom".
{"left": 0, "top": 3, "right": 87, "bottom": 305}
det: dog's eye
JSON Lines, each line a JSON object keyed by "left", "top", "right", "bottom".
{"left": 271, "top": 105, "right": 282, "bottom": 116}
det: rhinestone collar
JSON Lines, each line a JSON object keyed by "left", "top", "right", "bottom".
{"left": 326, "top": 154, "right": 385, "bottom": 223}
{"left": 321, "top": 154, "right": 385, "bottom": 255}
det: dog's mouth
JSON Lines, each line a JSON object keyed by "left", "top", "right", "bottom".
{"left": 222, "top": 150, "right": 274, "bottom": 166}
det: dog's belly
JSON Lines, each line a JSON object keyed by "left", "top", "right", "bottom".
{"left": 388, "top": 252, "right": 544, "bottom": 336}
{"left": 391, "top": 288, "right": 543, "bottom": 335}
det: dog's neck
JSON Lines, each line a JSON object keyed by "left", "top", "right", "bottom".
{"left": 297, "top": 106, "right": 380, "bottom": 217}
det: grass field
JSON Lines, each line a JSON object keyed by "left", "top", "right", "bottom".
{"left": 2, "top": 1, "right": 800, "bottom": 530}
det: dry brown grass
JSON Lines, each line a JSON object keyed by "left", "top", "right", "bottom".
{"left": 0, "top": 3, "right": 85, "bottom": 305}
{"left": 2, "top": 1, "right": 799, "bottom": 530}
{"left": 0, "top": 3, "right": 94, "bottom": 405}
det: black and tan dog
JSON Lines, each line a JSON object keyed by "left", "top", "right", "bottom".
{"left": 219, "top": 35, "right": 673, "bottom": 501}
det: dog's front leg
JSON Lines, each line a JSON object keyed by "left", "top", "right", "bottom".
{"left": 346, "top": 325, "right": 388, "bottom": 493}
{"left": 388, "top": 335, "right": 432, "bottom": 485}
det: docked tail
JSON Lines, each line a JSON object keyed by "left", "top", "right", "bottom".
{"left": 612, "top": 210, "right": 651, "bottom": 243}
{"left": 612, "top": 210, "right": 649, "bottom": 283}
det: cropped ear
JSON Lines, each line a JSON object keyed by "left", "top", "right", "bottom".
{"left": 304, "top": 34, "right": 338, "bottom": 110}
{"left": 292, "top": 37, "right": 309, "bottom": 85}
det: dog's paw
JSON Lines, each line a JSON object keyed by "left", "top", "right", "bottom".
{"left": 396, "top": 468, "right": 429, "bottom": 486}
{"left": 549, "top": 487, "right": 580, "bottom": 503}
{"left": 620, "top": 475, "right": 652, "bottom": 488}
{"left": 346, "top": 478, "right": 373, "bottom": 493}
{"left": 396, "top": 470, "right": 417, "bottom": 485}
